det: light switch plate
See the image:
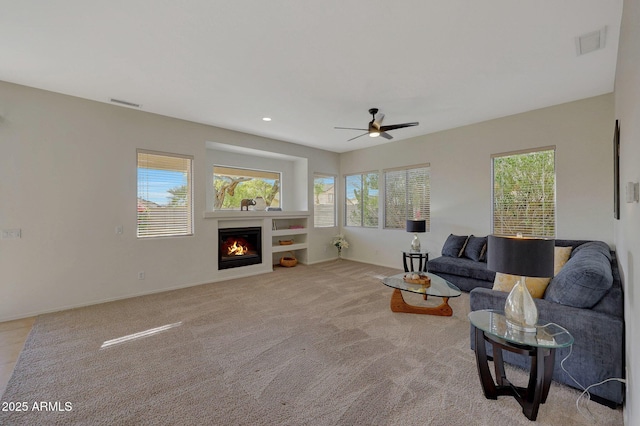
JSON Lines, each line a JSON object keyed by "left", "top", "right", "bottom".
{"left": 626, "top": 182, "right": 639, "bottom": 203}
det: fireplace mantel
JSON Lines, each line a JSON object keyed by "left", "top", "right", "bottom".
{"left": 203, "top": 210, "right": 309, "bottom": 219}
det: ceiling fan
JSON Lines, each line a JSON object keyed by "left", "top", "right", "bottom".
{"left": 335, "top": 108, "right": 419, "bottom": 141}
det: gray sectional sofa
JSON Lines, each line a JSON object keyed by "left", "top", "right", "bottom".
{"left": 427, "top": 237, "right": 625, "bottom": 407}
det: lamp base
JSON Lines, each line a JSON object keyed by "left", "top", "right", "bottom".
{"left": 410, "top": 234, "right": 421, "bottom": 252}
{"left": 504, "top": 276, "right": 538, "bottom": 334}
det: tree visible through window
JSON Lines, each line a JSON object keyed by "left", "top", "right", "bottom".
{"left": 213, "top": 166, "right": 280, "bottom": 210}
{"left": 137, "top": 150, "right": 193, "bottom": 238}
{"left": 492, "top": 148, "right": 555, "bottom": 237}
{"left": 314, "top": 174, "right": 335, "bottom": 227}
{"left": 345, "top": 172, "right": 378, "bottom": 227}
{"left": 384, "top": 165, "right": 430, "bottom": 230}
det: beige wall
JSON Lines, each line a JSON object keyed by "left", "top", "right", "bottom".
{"left": 0, "top": 81, "right": 339, "bottom": 321}
{"left": 615, "top": 0, "right": 640, "bottom": 423}
{"left": 2, "top": 72, "right": 633, "bottom": 419}
{"left": 339, "top": 94, "right": 615, "bottom": 269}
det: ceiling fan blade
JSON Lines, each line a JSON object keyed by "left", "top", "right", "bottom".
{"left": 337, "top": 110, "right": 417, "bottom": 142}
{"left": 347, "top": 132, "right": 369, "bottom": 141}
{"left": 372, "top": 113, "right": 385, "bottom": 130}
{"left": 379, "top": 122, "right": 419, "bottom": 132}
{"left": 335, "top": 126, "right": 368, "bottom": 131}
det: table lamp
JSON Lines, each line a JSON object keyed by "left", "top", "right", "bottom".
{"left": 487, "top": 234, "right": 554, "bottom": 332}
{"left": 406, "top": 220, "right": 426, "bottom": 252}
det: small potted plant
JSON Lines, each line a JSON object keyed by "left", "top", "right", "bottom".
{"left": 332, "top": 234, "right": 349, "bottom": 258}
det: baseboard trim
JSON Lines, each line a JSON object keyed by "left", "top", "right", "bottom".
{"left": 0, "top": 257, "right": 401, "bottom": 323}
{"left": 0, "top": 274, "right": 268, "bottom": 323}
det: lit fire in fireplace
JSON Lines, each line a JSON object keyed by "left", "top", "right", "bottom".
{"left": 227, "top": 240, "right": 250, "bottom": 256}
{"left": 219, "top": 228, "right": 261, "bottom": 270}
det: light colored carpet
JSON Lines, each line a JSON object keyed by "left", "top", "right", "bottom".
{"left": 0, "top": 260, "right": 623, "bottom": 425}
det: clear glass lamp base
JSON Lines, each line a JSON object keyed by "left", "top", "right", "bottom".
{"left": 504, "top": 277, "right": 538, "bottom": 333}
{"left": 410, "top": 234, "right": 421, "bottom": 252}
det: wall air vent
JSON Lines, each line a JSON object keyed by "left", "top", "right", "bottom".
{"left": 110, "top": 98, "right": 142, "bottom": 108}
{"left": 575, "top": 27, "right": 606, "bottom": 56}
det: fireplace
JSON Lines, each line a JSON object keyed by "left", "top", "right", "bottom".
{"left": 218, "top": 227, "right": 262, "bottom": 270}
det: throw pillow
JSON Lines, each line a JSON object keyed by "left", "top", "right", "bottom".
{"left": 554, "top": 246, "right": 572, "bottom": 271}
{"left": 492, "top": 246, "right": 573, "bottom": 298}
{"left": 442, "top": 234, "right": 469, "bottom": 257}
{"left": 493, "top": 273, "right": 550, "bottom": 299}
{"left": 544, "top": 245, "right": 613, "bottom": 308}
{"left": 463, "top": 235, "right": 488, "bottom": 262}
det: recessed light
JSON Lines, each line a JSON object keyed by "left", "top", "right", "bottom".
{"left": 262, "top": 117, "right": 272, "bottom": 122}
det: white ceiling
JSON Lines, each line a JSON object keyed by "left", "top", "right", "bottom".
{"left": 0, "top": 1, "right": 623, "bottom": 153}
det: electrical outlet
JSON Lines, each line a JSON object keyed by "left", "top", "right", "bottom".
{"left": 1, "top": 229, "right": 21, "bottom": 239}
{"left": 138, "top": 271, "right": 145, "bottom": 280}
{"left": 115, "top": 225, "right": 123, "bottom": 234}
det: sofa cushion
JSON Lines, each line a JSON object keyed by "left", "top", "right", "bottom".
{"left": 544, "top": 244, "right": 613, "bottom": 308}
{"left": 428, "top": 256, "right": 496, "bottom": 282}
{"left": 491, "top": 246, "right": 573, "bottom": 298}
{"left": 463, "top": 235, "right": 487, "bottom": 262}
{"left": 442, "top": 234, "right": 469, "bottom": 257}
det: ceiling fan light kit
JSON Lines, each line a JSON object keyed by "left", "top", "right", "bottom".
{"left": 335, "top": 108, "right": 419, "bottom": 142}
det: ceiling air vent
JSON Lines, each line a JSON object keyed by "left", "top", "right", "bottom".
{"left": 575, "top": 27, "right": 606, "bottom": 56}
{"left": 110, "top": 98, "right": 141, "bottom": 108}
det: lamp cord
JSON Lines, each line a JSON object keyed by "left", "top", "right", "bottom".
{"left": 552, "top": 332, "right": 627, "bottom": 422}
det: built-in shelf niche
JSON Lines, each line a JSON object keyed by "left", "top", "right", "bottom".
{"left": 271, "top": 217, "right": 308, "bottom": 261}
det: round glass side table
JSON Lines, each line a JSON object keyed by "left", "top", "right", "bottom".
{"left": 468, "top": 309, "right": 573, "bottom": 421}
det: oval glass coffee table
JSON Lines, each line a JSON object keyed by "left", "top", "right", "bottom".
{"left": 468, "top": 309, "right": 574, "bottom": 421}
{"left": 381, "top": 272, "right": 461, "bottom": 316}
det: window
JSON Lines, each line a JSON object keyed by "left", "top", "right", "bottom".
{"left": 345, "top": 172, "right": 378, "bottom": 227}
{"left": 314, "top": 174, "right": 335, "bottom": 227}
{"left": 384, "top": 164, "right": 430, "bottom": 230}
{"left": 492, "top": 147, "right": 555, "bottom": 237}
{"left": 137, "top": 150, "right": 193, "bottom": 238}
{"left": 213, "top": 166, "right": 280, "bottom": 210}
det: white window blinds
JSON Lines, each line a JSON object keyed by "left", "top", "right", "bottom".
{"left": 137, "top": 150, "right": 193, "bottom": 238}
{"left": 314, "top": 174, "right": 336, "bottom": 227}
{"left": 492, "top": 148, "right": 555, "bottom": 237}
{"left": 384, "top": 165, "right": 430, "bottom": 230}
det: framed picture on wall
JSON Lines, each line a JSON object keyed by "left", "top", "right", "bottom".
{"left": 614, "top": 119, "right": 620, "bottom": 220}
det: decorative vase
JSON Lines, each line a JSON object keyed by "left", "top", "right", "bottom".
{"left": 253, "top": 196, "right": 267, "bottom": 211}
{"left": 504, "top": 276, "right": 538, "bottom": 333}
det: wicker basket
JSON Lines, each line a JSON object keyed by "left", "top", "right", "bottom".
{"left": 280, "top": 251, "right": 298, "bottom": 267}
